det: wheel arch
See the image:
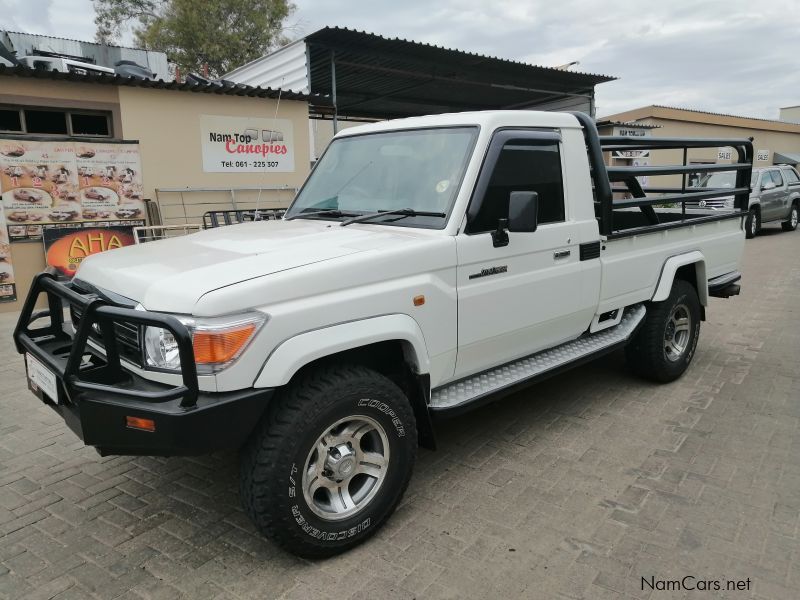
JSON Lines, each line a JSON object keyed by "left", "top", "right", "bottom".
{"left": 652, "top": 252, "right": 708, "bottom": 307}
{"left": 253, "top": 315, "right": 436, "bottom": 449}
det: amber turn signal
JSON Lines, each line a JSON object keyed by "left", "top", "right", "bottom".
{"left": 413, "top": 295, "right": 425, "bottom": 306}
{"left": 126, "top": 416, "right": 155, "bottom": 432}
{"left": 193, "top": 322, "right": 257, "bottom": 365}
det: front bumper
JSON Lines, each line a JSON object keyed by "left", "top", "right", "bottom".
{"left": 13, "top": 272, "right": 273, "bottom": 456}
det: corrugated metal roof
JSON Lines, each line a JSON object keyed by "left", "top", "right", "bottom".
{"left": 651, "top": 105, "right": 795, "bottom": 126}
{"left": 2, "top": 30, "right": 170, "bottom": 80}
{"left": 3, "top": 30, "right": 159, "bottom": 53}
{"left": 603, "top": 105, "right": 800, "bottom": 134}
{"left": 0, "top": 64, "right": 328, "bottom": 104}
{"left": 596, "top": 120, "right": 661, "bottom": 129}
{"left": 307, "top": 27, "right": 614, "bottom": 118}
{"left": 306, "top": 27, "right": 616, "bottom": 82}
{"left": 227, "top": 26, "right": 615, "bottom": 119}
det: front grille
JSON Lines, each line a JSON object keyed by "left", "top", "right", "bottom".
{"left": 70, "top": 305, "right": 143, "bottom": 367}
{"left": 684, "top": 198, "right": 734, "bottom": 210}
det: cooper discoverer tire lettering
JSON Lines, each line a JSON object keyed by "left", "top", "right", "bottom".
{"left": 239, "top": 364, "right": 417, "bottom": 558}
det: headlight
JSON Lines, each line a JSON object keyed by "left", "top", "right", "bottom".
{"left": 143, "top": 312, "right": 266, "bottom": 374}
{"left": 144, "top": 326, "right": 182, "bottom": 370}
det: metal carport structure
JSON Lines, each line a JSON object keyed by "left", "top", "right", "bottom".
{"left": 226, "top": 27, "right": 616, "bottom": 129}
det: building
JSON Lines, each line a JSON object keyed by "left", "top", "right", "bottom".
{"left": 227, "top": 27, "right": 616, "bottom": 160}
{"left": 780, "top": 105, "right": 800, "bottom": 124}
{"left": 600, "top": 105, "right": 800, "bottom": 171}
{"left": 0, "top": 64, "right": 322, "bottom": 313}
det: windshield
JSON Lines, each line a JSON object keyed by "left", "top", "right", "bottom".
{"left": 286, "top": 127, "right": 478, "bottom": 228}
{"left": 696, "top": 171, "right": 758, "bottom": 188}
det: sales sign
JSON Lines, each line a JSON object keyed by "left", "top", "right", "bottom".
{"left": 756, "top": 149, "right": 769, "bottom": 161}
{"left": 200, "top": 114, "right": 295, "bottom": 173}
{"left": 717, "top": 148, "right": 733, "bottom": 161}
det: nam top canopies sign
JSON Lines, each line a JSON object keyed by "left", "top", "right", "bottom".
{"left": 200, "top": 115, "right": 294, "bottom": 173}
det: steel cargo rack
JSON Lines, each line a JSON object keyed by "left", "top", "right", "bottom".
{"left": 570, "top": 112, "right": 754, "bottom": 239}
{"left": 202, "top": 208, "right": 285, "bottom": 229}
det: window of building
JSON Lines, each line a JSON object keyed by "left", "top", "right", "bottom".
{"left": 0, "top": 105, "right": 112, "bottom": 137}
{"left": 470, "top": 139, "right": 565, "bottom": 233}
{"left": 0, "top": 108, "right": 23, "bottom": 132}
{"left": 70, "top": 112, "right": 110, "bottom": 136}
{"left": 24, "top": 109, "right": 68, "bottom": 135}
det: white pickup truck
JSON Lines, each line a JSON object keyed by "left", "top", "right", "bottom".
{"left": 14, "top": 111, "right": 752, "bottom": 557}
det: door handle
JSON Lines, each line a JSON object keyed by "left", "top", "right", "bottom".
{"left": 553, "top": 250, "right": 571, "bottom": 260}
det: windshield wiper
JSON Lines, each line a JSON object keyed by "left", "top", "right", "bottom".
{"left": 284, "top": 208, "right": 358, "bottom": 221}
{"left": 340, "top": 208, "right": 447, "bottom": 226}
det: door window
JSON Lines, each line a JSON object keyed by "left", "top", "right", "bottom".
{"left": 469, "top": 140, "right": 565, "bottom": 233}
{"left": 783, "top": 168, "right": 800, "bottom": 184}
{"left": 770, "top": 170, "right": 784, "bottom": 187}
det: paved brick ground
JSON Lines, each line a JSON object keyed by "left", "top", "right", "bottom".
{"left": 1, "top": 224, "right": 799, "bottom": 600}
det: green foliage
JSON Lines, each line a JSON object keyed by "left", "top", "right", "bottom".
{"left": 93, "top": 0, "right": 294, "bottom": 78}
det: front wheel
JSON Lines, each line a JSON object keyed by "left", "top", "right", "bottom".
{"left": 782, "top": 203, "right": 798, "bottom": 232}
{"left": 240, "top": 365, "right": 417, "bottom": 558}
{"left": 745, "top": 207, "right": 760, "bottom": 239}
{"left": 626, "top": 280, "right": 701, "bottom": 383}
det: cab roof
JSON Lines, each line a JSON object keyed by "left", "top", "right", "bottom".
{"left": 335, "top": 110, "right": 583, "bottom": 138}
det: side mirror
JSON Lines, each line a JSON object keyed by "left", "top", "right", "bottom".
{"left": 762, "top": 181, "right": 776, "bottom": 191}
{"left": 508, "top": 191, "right": 539, "bottom": 232}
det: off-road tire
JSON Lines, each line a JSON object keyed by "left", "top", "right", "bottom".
{"left": 626, "top": 280, "right": 701, "bottom": 383}
{"left": 745, "top": 207, "right": 760, "bottom": 239}
{"left": 240, "top": 365, "right": 417, "bottom": 558}
{"left": 781, "top": 202, "right": 798, "bottom": 232}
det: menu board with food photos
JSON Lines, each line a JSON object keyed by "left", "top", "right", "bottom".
{"left": 0, "top": 205, "right": 16, "bottom": 302}
{"left": 1, "top": 140, "right": 145, "bottom": 241}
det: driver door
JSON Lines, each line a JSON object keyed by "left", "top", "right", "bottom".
{"left": 454, "top": 131, "right": 598, "bottom": 379}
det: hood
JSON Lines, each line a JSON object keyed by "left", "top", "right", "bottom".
{"left": 76, "top": 219, "right": 431, "bottom": 312}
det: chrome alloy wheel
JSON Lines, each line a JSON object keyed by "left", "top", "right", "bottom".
{"left": 750, "top": 213, "right": 758, "bottom": 236}
{"left": 791, "top": 207, "right": 798, "bottom": 228}
{"left": 664, "top": 303, "right": 692, "bottom": 362}
{"left": 302, "top": 415, "right": 390, "bottom": 521}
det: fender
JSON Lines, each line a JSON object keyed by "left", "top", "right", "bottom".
{"left": 253, "top": 314, "right": 431, "bottom": 388}
{"left": 652, "top": 251, "right": 708, "bottom": 305}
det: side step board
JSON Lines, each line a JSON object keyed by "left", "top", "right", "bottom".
{"left": 430, "top": 304, "right": 646, "bottom": 415}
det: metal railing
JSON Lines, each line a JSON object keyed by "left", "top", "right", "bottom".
{"left": 569, "top": 112, "right": 753, "bottom": 239}
{"left": 153, "top": 186, "right": 297, "bottom": 226}
{"left": 133, "top": 224, "right": 202, "bottom": 244}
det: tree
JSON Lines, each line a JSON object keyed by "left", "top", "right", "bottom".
{"left": 93, "top": 0, "right": 294, "bottom": 79}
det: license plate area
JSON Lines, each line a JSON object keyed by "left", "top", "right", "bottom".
{"left": 26, "top": 353, "right": 60, "bottom": 404}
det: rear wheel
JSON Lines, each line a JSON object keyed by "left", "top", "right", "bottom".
{"left": 781, "top": 203, "right": 798, "bottom": 232}
{"left": 745, "top": 207, "right": 760, "bottom": 238}
{"left": 240, "top": 364, "right": 417, "bottom": 558}
{"left": 626, "top": 280, "right": 701, "bottom": 383}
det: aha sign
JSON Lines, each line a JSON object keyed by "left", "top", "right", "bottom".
{"left": 43, "top": 225, "right": 136, "bottom": 278}
{"left": 199, "top": 114, "right": 295, "bottom": 173}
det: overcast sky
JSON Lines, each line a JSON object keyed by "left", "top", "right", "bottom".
{"left": 3, "top": 0, "right": 798, "bottom": 119}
